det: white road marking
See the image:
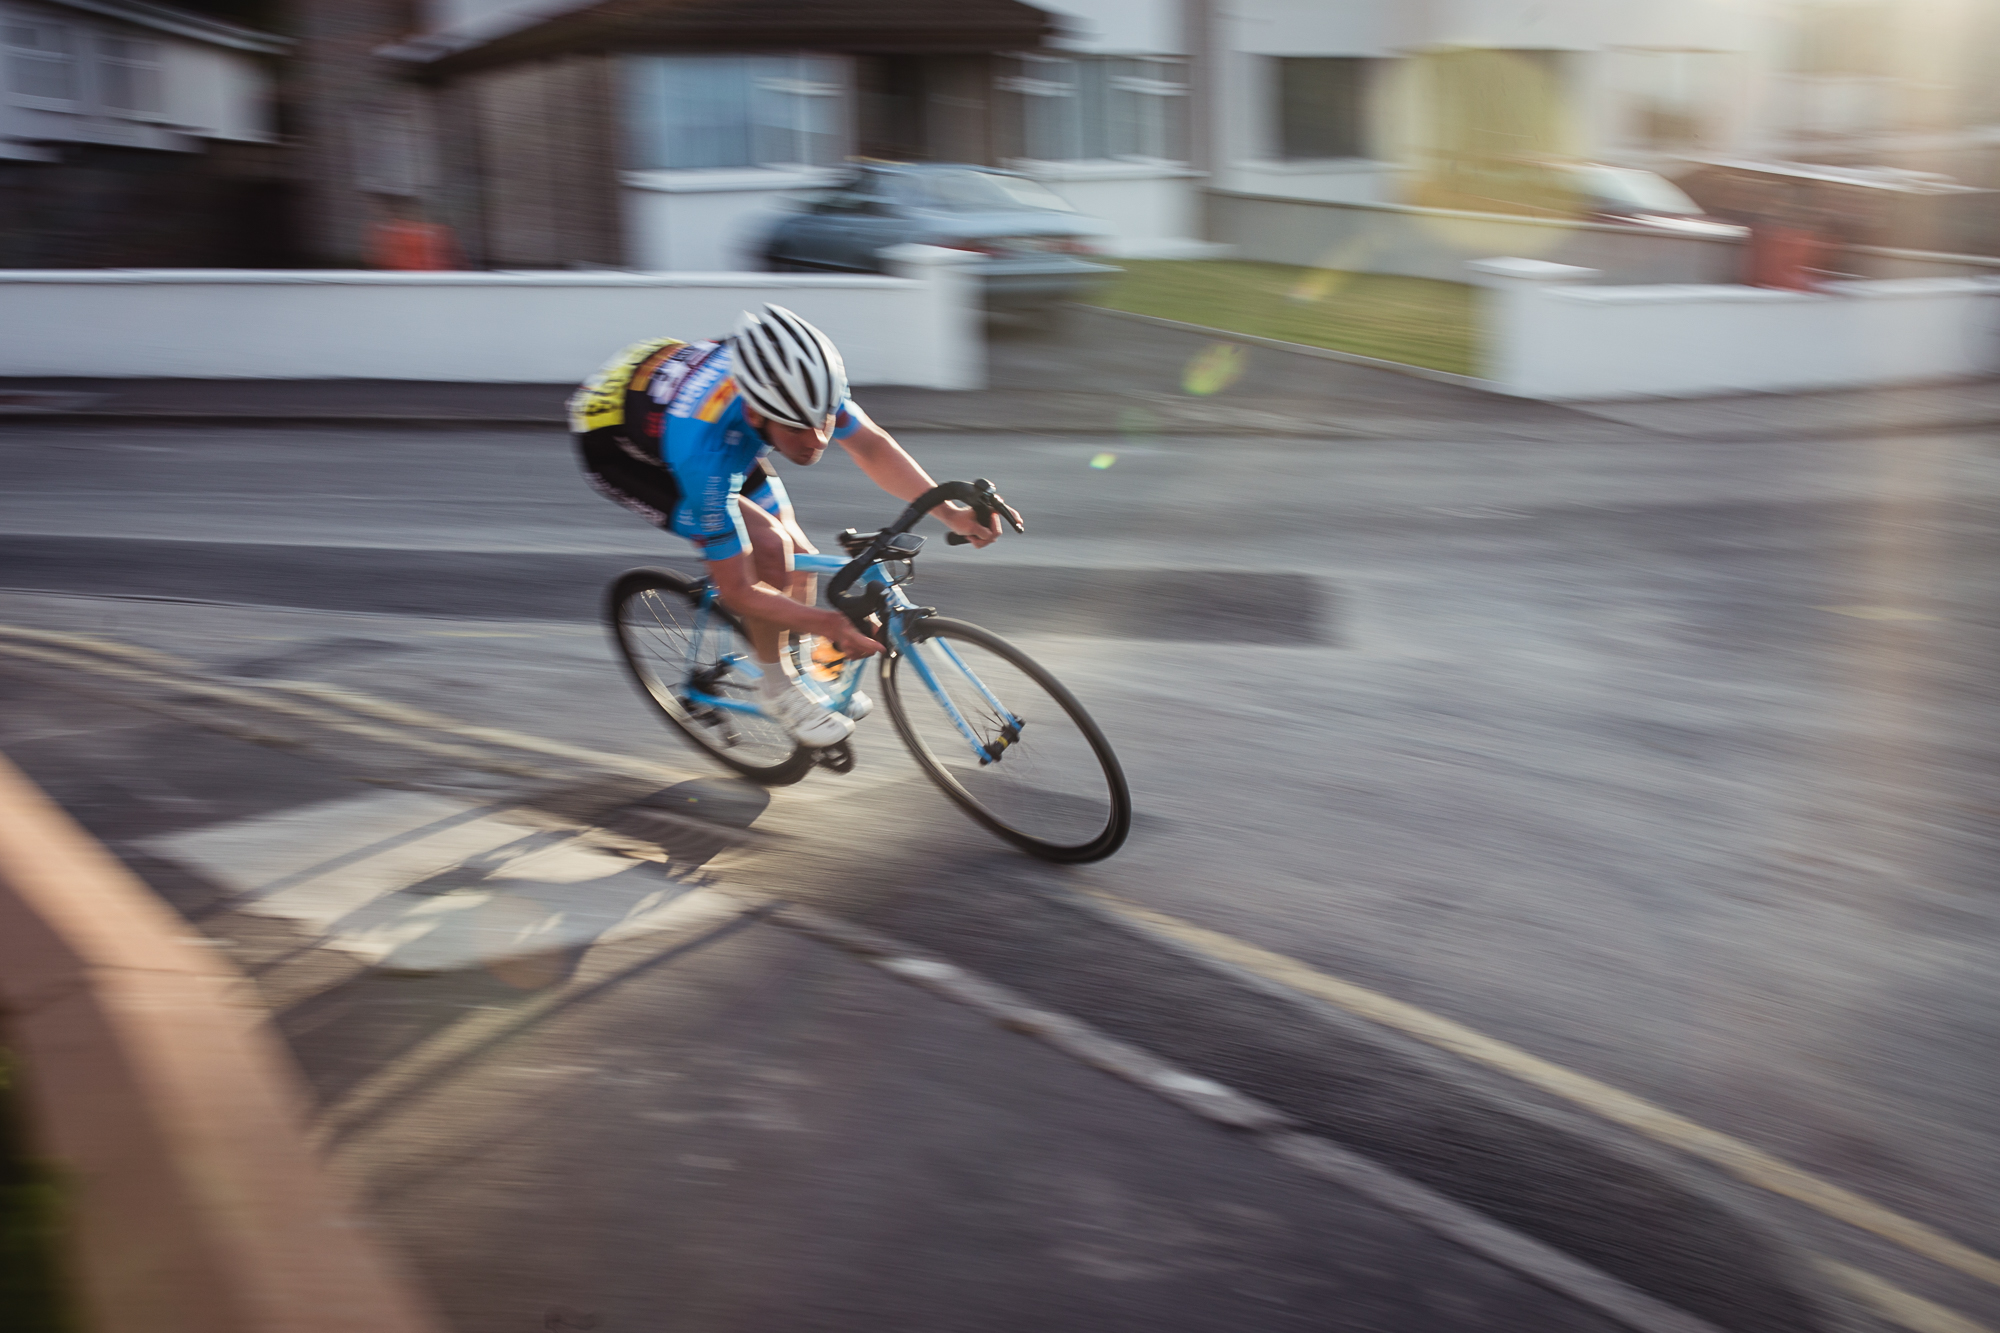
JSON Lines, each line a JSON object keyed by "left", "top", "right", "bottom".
{"left": 146, "top": 791, "right": 708, "bottom": 972}
{"left": 1078, "top": 890, "right": 2000, "bottom": 1296}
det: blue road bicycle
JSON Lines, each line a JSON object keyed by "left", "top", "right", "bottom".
{"left": 608, "top": 479, "right": 1131, "bottom": 863}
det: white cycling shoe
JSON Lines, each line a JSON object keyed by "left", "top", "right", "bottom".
{"left": 843, "top": 689, "right": 873, "bottom": 721}
{"left": 760, "top": 676, "right": 855, "bottom": 748}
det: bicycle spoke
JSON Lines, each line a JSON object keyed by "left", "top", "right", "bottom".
{"left": 888, "top": 620, "right": 1127, "bottom": 859}
{"left": 612, "top": 574, "right": 798, "bottom": 776}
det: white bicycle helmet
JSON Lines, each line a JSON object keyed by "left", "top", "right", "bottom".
{"left": 729, "top": 304, "right": 848, "bottom": 429}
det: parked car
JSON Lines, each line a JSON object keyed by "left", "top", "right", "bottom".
{"left": 1671, "top": 158, "right": 1998, "bottom": 253}
{"left": 1550, "top": 162, "right": 1747, "bottom": 238}
{"left": 758, "top": 163, "right": 1121, "bottom": 309}
{"left": 1409, "top": 157, "right": 1746, "bottom": 238}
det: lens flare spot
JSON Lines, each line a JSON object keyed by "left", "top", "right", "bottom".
{"left": 1288, "top": 268, "right": 1348, "bottom": 304}
{"left": 1090, "top": 452, "right": 1117, "bottom": 470}
{"left": 1183, "top": 342, "right": 1246, "bottom": 396}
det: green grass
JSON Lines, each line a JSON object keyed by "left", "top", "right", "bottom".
{"left": 1, "top": 1052, "right": 72, "bottom": 1333}
{"left": 1084, "top": 259, "right": 1479, "bottom": 377}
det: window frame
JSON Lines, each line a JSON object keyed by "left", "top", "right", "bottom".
{"left": 1271, "top": 56, "right": 1372, "bottom": 163}
{"left": 998, "top": 52, "right": 1188, "bottom": 167}
{"left": 625, "top": 52, "right": 854, "bottom": 175}
{"left": 94, "top": 30, "right": 167, "bottom": 121}
{"left": 4, "top": 16, "right": 82, "bottom": 110}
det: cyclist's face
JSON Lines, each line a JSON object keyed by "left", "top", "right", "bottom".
{"left": 750, "top": 411, "right": 835, "bottom": 465}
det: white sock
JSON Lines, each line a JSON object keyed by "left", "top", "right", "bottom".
{"left": 757, "top": 662, "right": 793, "bottom": 698}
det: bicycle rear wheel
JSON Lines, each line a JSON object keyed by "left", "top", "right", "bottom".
{"left": 883, "top": 617, "right": 1130, "bottom": 862}
{"left": 608, "top": 568, "right": 811, "bottom": 786}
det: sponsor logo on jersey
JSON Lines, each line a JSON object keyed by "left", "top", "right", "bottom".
{"left": 646, "top": 339, "right": 719, "bottom": 407}
{"left": 668, "top": 356, "right": 728, "bottom": 419}
{"left": 694, "top": 377, "right": 738, "bottom": 423}
{"left": 566, "top": 336, "right": 685, "bottom": 434}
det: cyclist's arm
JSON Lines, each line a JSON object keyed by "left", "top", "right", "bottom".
{"left": 706, "top": 552, "right": 882, "bottom": 658}
{"left": 836, "top": 404, "right": 1022, "bottom": 545}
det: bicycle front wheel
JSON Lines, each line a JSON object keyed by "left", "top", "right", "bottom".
{"left": 608, "top": 568, "right": 811, "bottom": 786}
{"left": 883, "top": 617, "right": 1130, "bottom": 862}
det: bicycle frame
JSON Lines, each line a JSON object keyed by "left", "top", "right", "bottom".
{"left": 680, "top": 551, "right": 1022, "bottom": 765}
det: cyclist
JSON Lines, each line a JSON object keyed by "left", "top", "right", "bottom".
{"left": 571, "top": 304, "right": 1021, "bottom": 748}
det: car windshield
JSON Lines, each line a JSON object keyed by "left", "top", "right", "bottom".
{"left": 909, "top": 170, "right": 1075, "bottom": 213}
{"left": 1580, "top": 166, "right": 1703, "bottom": 215}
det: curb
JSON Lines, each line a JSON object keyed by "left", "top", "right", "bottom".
{"left": 0, "top": 751, "right": 446, "bottom": 1333}
{"left": 775, "top": 903, "right": 1731, "bottom": 1333}
{"left": 0, "top": 408, "right": 1503, "bottom": 439}
{"left": 1069, "top": 306, "right": 2000, "bottom": 445}
{"left": 862, "top": 868, "right": 1884, "bottom": 1333}
{"left": 6, "top": 400, "right": 1996, "bottom": 445}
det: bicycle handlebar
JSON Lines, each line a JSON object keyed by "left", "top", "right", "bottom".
{"left": 824, "top": 478, "right": 1018, "bottom": 626}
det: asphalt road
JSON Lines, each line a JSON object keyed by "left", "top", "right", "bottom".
{"left": 2, "top": 395, "right": 1998, "bottom": 1331}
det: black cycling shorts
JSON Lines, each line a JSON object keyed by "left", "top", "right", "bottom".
{"left": 575, "top": 428, "right": 777, "bottom": 533}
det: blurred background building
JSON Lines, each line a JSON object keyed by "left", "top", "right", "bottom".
{"left": 0, "top": 0, "right": 289, "bottom": 265}
{"left": 3, "top": 0, "right": 1999, "bottom": 271}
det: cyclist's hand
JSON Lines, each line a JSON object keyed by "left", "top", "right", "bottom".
{"left": 825, "top": 617, "right": 884, "bottom": 660}
{"left": 942, "top": 500, "right": 1019, "bottom": 549}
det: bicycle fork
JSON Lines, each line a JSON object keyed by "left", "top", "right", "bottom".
{"left": 893, "top": 619, "right": 1025, "bottom": 766}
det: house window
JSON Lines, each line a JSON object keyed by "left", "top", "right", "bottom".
{"left": 5, "top": 19, "right": 79, "bottom": 103}
{"left": 1000, "top": 54, "right": 1186, "bottom": 163}
{"left": 356, "top": 103, "right": 427, "bottom": 194}
{"left": 97, "top": 34, "right": 163, "bottom": 116}
{"left": 627, "top": 55, "right": 847, "bottom": 172}
{"left": 1274, "top": 57, "right": 1369, "bottom": 160}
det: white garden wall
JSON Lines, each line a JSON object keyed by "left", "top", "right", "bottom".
{"left": 1470, "top": 258, "right": 2000, "bottom": 400}
{"left": 0, "top": 246, "right": 983, "bottom": 388}
{"left": 1026, "top": 162, "right": 1215, "bottom": 258}
{"left": 622, "top": 167, "right": 843, "bottom": 272}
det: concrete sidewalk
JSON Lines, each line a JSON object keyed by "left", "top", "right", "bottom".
{"left": 0, "top": 663, "right": 1639, "bottom": 1333}
{"left": 4, "top": 305, "right": 1995, "bottom": 442}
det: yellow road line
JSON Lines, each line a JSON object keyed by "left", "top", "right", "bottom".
{"left": 1089, "top": 892, "right": 2000, "bottom": 1293}
{"left": 1820, "top": 1260, "right": 1995, "bottom": 1333}
{"left": 0, "top": 638, "right": 548, "bottom": 776}
{"left": 0, "top": 623, "right": 690, "bottom": 785}
{"left": 11, "top": 624, "right": 1994, "bottom": 1317}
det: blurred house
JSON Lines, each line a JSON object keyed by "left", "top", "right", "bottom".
{"left": 348, "top": 0, "right": 1912, "bottom": 270}
{"left": 0, "top": 0, "right": 290, "bottom": 266}
{"left": 1758, "top": 0, "right": 2000, "bottom": 185}
{"left": 33, "top": 0, "right": 1991, "bottom": 272}
{"left": 355, "top": 0, "right": 1061, "bottom": 271}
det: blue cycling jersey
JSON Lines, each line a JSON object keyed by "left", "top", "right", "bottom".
{"left": 633, "top": 341, "right": 859, "bottom": 562}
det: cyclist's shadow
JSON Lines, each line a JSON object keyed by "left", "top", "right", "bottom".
{"left": 608, "top": 776, "right": 771, "bottom": 879}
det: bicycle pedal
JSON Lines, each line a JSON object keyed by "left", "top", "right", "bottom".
{"left": 811, "top": 739, "right": 855, "bottom": 774}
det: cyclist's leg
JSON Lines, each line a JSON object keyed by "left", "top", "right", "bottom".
{"left": 736, "top": 494, "right": 811, "bottom": 668}
{"left": 751, "top": 473, "right": 816, "bottom": 598}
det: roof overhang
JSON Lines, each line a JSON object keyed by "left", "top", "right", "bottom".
{"left": 385, "top": 0, "right": 1057, "bottom": 78}
{"left": 38, "top": 0, "right": 292, "bottom": 54}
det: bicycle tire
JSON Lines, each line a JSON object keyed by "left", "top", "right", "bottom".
{"left": 607, "top": 567, "right": 812, "bottom": 786}
{"left": 882, "top": 616, "right": 1130, "bottom": 862}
